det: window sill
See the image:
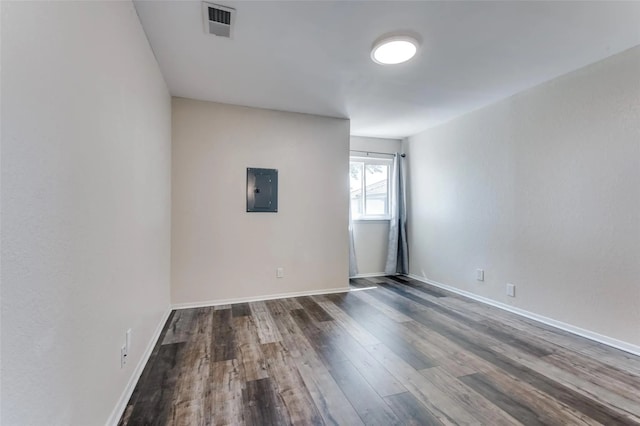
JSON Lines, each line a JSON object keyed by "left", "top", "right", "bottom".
{"left": 353, "top": 218, "right": 390, "bottom": 223}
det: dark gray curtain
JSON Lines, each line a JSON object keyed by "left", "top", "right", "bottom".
{"left": 384, "top": 153, "right": 408, "bottom": 275}
{"left": 349, "top": 197, "right": 359, "bottom": 277}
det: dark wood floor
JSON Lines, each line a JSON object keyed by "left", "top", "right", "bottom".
{"left": 119, "top": 276, "right": 640, "bottom": 425}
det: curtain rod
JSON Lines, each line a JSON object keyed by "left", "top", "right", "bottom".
{"left": 350, "top": 150, "right": 406, "bottom": 157}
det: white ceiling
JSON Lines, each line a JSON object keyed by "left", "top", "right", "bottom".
{"left": 134, "top": 1, "right": 640, "bottom": 139}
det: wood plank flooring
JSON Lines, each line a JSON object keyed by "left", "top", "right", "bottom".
{"left": 119, "top": 276, "right": 640, "bottom": 425}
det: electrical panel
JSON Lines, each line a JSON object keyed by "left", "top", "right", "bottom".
{"left": 247, "top": 168, "right": 278, "bottom": 212}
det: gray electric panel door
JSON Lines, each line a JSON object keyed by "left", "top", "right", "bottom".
{"left": 247, "top": 168, "right": 278, "bottom": 212}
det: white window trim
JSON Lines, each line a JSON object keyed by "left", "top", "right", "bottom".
{"left": 350, "top": 155, "right": 393, "bottom": 221}
{"left": 354, "top": 217, "right": 390, "bottom": 222}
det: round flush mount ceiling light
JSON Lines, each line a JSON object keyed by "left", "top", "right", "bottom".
{"left": 371, "top": 35, "right": 419, "bottom": 65}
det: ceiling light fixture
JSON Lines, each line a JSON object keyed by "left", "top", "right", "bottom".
{"left": 371, "top": 35, "right": 419, "bottom": 65}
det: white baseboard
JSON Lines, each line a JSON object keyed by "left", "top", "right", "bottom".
{"left": 172, "top": 287, "right": 351, "bottom": 310}
{"left": 106, "top": 306, "right": 172, "bottom": 426}
{"left": 351, "top": 272, "right": 386, "bottom": 278}
{"left": 407, "top": 274, "right": 640, "bottom": 357}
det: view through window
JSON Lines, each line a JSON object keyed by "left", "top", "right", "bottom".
{"left": 350, "top": 157, "right": 392, "bottom": 219}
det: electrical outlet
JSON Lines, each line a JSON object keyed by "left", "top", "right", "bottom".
{"left": 121, "top": 329, "right": 132, "bottom": 368}
{"left": 276, "top": 267, "right": 284, "bottom": 278}
{"left": 476, "top": 269, "right": 484, "bottom": 281}
{"left": 506, "top": 283, "right": 516, "bottom": 297}
{"left": 121, "top": 345, "right": 127, "bottom": 368}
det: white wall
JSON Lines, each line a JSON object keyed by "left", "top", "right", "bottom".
{"left": 1, "top": 2, "right": 171, "bottom": 424}
{"left": 350, "top": 136, "right": 402, "bottom": 275}
{"left": 172, "top": 98, "right": 350, "bottom": 304}
{"left": 406, "top": 46, "right": 640, "bottom": 348}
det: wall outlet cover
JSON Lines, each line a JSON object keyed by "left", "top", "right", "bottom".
{"left": 476, "top": 269, "right": 484, "bottom": 281}
{"left": 506, "top": 283, "right": 516, "bottom": 297}
{"left": 121, "top": 345, "right": 127, "bottom": 368}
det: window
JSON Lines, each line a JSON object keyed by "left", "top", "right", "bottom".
{"left": 350, "top": 157, "right": 392, "bottom": 220}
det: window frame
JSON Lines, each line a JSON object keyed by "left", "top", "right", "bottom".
{"left": 349, "top": 156, "right": 393, "bottom": 221}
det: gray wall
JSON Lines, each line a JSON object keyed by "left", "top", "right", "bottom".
{"left": 1, "top": 2, "right": 172, "bottom": 424}
{"left": 171, "top": 98, "right": 350, "bottom": 305}
{"left": 406, "top": 46, "right": 640, "bottom": 349}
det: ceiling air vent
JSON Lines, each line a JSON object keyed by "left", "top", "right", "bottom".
{"left": 202, "top": 2, "right": 235, "bottom": 38}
